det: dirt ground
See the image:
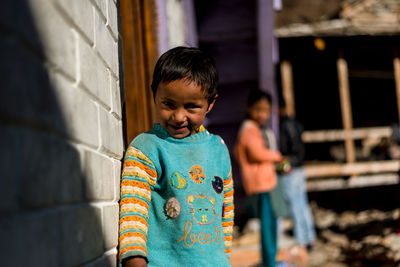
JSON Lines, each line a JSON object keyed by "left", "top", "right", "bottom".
{"left": 229, "top": 201, "right": 400, "bottom": 267}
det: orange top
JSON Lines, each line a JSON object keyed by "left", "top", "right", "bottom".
{"left": 235, "top": 120, "right": 282, "bottom": 195}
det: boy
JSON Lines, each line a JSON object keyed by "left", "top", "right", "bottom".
{"left": 119, "top": 47, "right": 234, "bottom": 267}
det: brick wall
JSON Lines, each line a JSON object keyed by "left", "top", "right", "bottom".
{"left": 0, "top": 0, "right": 123, "bottom": 266}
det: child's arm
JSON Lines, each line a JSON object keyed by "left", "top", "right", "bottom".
{"left": 119, "top": 146, "right": 158, "bottom": 266}
{"left": 243, "top": 126, "right": 282, "bottom": 163}
{"left": 222, "top": 168, "right": 234, "bottom": 258}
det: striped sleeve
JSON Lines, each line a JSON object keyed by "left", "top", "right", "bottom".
{"left": 222, "top": 168, "right": 234, "bottom": 257}
{"left": 118, "top": 145, "right": 158, "bottom": 264}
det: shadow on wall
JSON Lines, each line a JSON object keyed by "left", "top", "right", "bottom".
{"left": 0, "top": 1, "right": 111, "bottom": 266}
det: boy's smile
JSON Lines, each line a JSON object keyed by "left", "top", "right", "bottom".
{"left": 154, "top": 79, "right": 216, "bottom": 139}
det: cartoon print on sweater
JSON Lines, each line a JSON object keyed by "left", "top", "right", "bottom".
{"left": 189, "top": 165, "right": 205, "bottom": 184}
{"left": 187, "top": 195, "right": 216, "bottom": 225}
{"left": 170, "top": 171, "right": 188, "bottom": 189}
{"left": 211, "top": 176, "right": 224, "bottom": 194}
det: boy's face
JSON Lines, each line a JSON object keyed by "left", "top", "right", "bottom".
{"left": 248, "top": 98, "right": 271, "bottom": 126}
{"left": 154, "top": 79, "right": 216, "bottom": 139}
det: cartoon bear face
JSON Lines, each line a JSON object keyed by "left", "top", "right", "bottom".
{"left": 187, "top": 195, "right": 216, "bottom": 225}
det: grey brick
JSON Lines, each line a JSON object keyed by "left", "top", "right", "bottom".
{"left": 0, "top": 0, "right": 43, "bottom": 53}
{"left": 29, "top": 0, "right": 76, "bottom": 79}
{"left": 59, "top": 204, "right": 103, "bottom": 266}
{"left": 93, "top": 0, "right": 107, "bottom": 21}
{"left": 82, "top": 150, "right": 114, "bottom": 201}
{"left": 54, "top": 0, "right": 95, "bottom": 44}
{"left": 94, "top": 10, "right": 119, "bottom": 76}
{"left": 99, "top": 107, "right": 124, "bottom": 159}
{"left": 102, "top": 203, "right": 119, "bottom": 250}
{"left": 110, "top": 73, "right": 122, "bottom": 119}
{"left": 107, "top": 0, "right": 118, "bottom": 40}
{"left": 0, "top": 210, "right": 60, "bottom": 267}
{"left": 50, "top": 72, "right": 99, "bottom": 148}
{"left": 0, "top": 126, "right": 84, "bottom": 209}
{"left": 78, "top": 36, "right": 111, "bottom": 108}
{"left": 83, "top": 250, "right": 117, "bottom": 267}
{"left": 113, "top": 159, "right": 122, "bottom": 202}
{"left": 0, "top": 36, "right": 66, "bottom": 134}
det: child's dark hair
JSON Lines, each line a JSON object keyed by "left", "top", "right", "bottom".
{"left": 247, "top": 88, "right": 272, "bottom": 108}
{"left": 151, "top": 46, "right": 219, "bottom": 104}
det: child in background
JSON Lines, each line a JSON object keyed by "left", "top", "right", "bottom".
{"left": 235, "top": 89, "right": 282, "bottom": 267}
{"left": 118, "top": 47, "right": 234, "bottom": 267}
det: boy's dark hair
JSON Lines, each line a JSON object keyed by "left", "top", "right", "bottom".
{"left": 151, "top": 46, "right": 219, "bottom": 104}
{"left": 247, "top": 88, "right": 272, "bottom": 108}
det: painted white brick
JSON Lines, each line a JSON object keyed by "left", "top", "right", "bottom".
{"left": 50, "top": 72, "right": 99, "bottom": 148}
{"left": 102, "top": 203, "right": 119, "bottom": 250}
{"left": 99, "top": 107, "right": 124, "bottom": 159}
{"left": 110, "top": 72, "right": 122, "bottom": 118}
{"left": 59, "top": 204, "right": 103, "bottom": 266}
{"left": 107, "top": 0, "right": 118, "bottom": 40}
{"left": 113, "top": 159, "right": 122, "bottom": 202}
{"left": 54, "top": 0, "right": 95, "bottom": 44}
{"left": 82, "top": 149, "right": 114, "bottom": 201}
{"left": 93, "top": 0, "right": 107, "bottom": 21}
{"left": 83, "top": 249, "right": 117, "bottom": 267}
{"left": 78, "top": 36, "right": 111, "bottom": 109}
{"left": 94, "top": 10, "right": 119, "bottom": 76}
{"left": 29, "top": 0, "right": 76, "bottom": 79}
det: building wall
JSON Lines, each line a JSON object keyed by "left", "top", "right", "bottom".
{"left": 0, "top": 0, "right": 123, "bottom": 266}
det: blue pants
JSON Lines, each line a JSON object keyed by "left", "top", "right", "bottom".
{"left": 250, "top": 192, "right": 277, "bottom": 267}
{"left": 279, "top": 167, "right": 316, "bottom": 246}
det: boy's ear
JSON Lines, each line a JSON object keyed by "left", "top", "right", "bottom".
{"left": 206, "top": 94, "right": 218, "bottom": 113}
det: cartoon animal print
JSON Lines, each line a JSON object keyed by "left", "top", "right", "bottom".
{"left": 189, "top": 165, "right": 205, "bottom": 184}
{"left": 170, "top": 171, "right": 188, "bottom": 189}
{"left": 212, "top": 176, "right": 224, "bottom": 194}
{"left": 187, "top": 195, "right": 216, "bottom": 225}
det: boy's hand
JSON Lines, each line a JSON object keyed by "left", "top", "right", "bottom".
{"left": 123, "top": 257, "right": 147, "bottom": 267}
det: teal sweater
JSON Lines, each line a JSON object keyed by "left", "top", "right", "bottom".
{"left": 119, "top": 124, "right": 234, "bottom": 266}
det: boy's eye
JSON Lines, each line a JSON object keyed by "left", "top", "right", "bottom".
{"left": 162, "top": 101, "right": 175, "bottom": 108}
{"left": 185, "top": 104, "right": 201, "bottom": 110}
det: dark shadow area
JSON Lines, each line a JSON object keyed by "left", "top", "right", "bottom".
{"left": 0, "top": 1, "right": 106, "bottom": 266}
{"left": 309, "top": 184, "right": 400, "bottom": 212}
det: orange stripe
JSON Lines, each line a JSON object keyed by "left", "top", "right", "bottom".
{"left": 124, "top": 160, "right": 157, "bottom": 177}
{"left": 224, "top": 178, "right": 232, "bottom": 185}
{"left": 224, "top": 236, "right": 233, "bottom": 241}
{"left": 119, "top": 246, "right": 147, "bottom": 258}
{"left": 119, "top": 215, "right": 148, "bottom": 226}
{"left": 224, "top": 190, "right": 234, "bottom": 197}
{"left": 121, "top": 179, "right": 151, "bottom": 191}
{"left": 225, "top": 249, "right": 232, "bottom": 254}
{"left": 222, "top": 221, "right": 234, "bottom": 227}
{"left": 120, "top": 198, "right": 149, "bottom": 209}
{"left": 224, "top": 205, "right": 234, "bottom": 212}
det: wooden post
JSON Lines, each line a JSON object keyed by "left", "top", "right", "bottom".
{"left": 337, "top": 52, "right": 356, "bottom": 163}
{"left": 280, "top": 60, "right": 296, "bottom": 117}
{"left": 393, "top": 48, "right": 400, "bottom": 124}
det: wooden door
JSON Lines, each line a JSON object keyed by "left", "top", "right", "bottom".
{"left": 120, "top": 0, "right": 159, "bottom": 144}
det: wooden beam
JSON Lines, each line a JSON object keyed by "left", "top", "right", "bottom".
{"left": 302, "top": 126, "right": 392, "bottom": 143}
{"left": 280, "top": 60, "right": 296, "bottom": 117}
{"left": 304, "top": 160, "right": 400, "bottom": 178}
{"left": 306, "top": 173, "right": 399, "bottom": 191}
{"left": 337, "top": 53, "right": 356, "bottom": 163}
{"left": 394, "top": 49, "right": 400, "bottom": 125}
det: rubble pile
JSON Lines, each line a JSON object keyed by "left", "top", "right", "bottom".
{"left": 310, "top": 202, "right": 400, "bottom": 267}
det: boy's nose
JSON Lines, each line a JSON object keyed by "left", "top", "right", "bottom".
{"left": 172, "top": 109, "right": 186, "bottom": 122}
